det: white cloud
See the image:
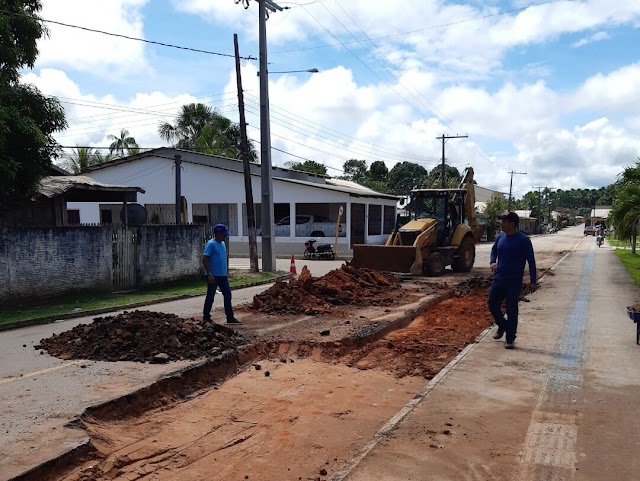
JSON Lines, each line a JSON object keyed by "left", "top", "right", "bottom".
{"left": 37, "top": 0, "right": 150, "bottom": 76}
{"left": 22, "top": 69, "right": 199, "bottom": 150}
{"left": 572, "top": 30, "right": 610, "bottom": 47}
{"left": 571, "top": 63, "right": 640, "bottom": 111}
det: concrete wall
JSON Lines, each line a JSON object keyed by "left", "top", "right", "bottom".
{"left": 0, "top": 226, "right": 112, "bottom": 302}
{"left": 137, "top": 225, "right": 204, "bottom": 285}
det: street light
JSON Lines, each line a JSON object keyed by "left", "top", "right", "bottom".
{"left": 257, "top": 68, "right": 319, "bottom": 75}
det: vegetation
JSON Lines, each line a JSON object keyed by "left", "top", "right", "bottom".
{"left": 484, "top": 195, "right": 508, "bottom": 241}
{"left": 159, "top": 103, "right": 257, "bottom": 161}
{"left": 0, "top": 0, "right": 67, "bottom": 208}
{"left": 285, "top": 160, "right": 327, "bottom": 175}
{"left": 107, "top": 128, "right": 139, "bottom": 158}
{"left": 0, "top": 270, "right": 278, "bottom": 326}
{"left": 613, "top": 249, "right": 640, "bottom": 287}
{"left": 609, "top": 160, "right": 640, "bottom": 248}
{"left": 64, "top": 146, "right": 112, "bottom": 173}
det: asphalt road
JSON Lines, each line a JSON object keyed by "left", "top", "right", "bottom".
{"left": 0, "top": 227, "right": 587, "bottom": 480}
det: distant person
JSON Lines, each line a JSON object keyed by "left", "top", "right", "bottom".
{"left": 488, "top": 212, "right": 537, "bottom": 349}
{"left": 202, "top": 224, "right": 241, "bottom": 325}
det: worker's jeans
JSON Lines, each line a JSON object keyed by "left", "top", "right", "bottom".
{"left": 203, "top": 276, "right": 234, "bottom": 322}
{"left": 487, "top": 279, "right": 521, "bottom": 342}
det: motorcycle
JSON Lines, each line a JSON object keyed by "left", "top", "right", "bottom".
{"left": 303, "top": 239, "right": 336, "bottom": 260}
{"left": 596, "top": 234, "right": 604, "bottom": 247}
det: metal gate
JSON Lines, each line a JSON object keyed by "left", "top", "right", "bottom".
{"left": 112, "top": 227, "right": 138, "bottom": 291}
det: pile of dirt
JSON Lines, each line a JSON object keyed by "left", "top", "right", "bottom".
{"left": 252, "top": 265, "right": 401, "bottom": 315}
{"left": 454, "top": 276, "right": 492, "bottom": 295}
{"left": 35, "top": 311, "right": 245, "bottom": 363}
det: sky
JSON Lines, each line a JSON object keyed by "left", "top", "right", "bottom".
{"left": 21, "top": 0, "right": 640, "bottom": 198}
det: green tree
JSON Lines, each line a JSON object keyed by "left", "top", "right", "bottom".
{"left": 424, "top": 164, "right": 461, "bottom": 188}
{"left": 341, "top": 159, "right": 368, "bottom": 183}
{"left": 368, "top": 161, "right": 388, "bottom": 181}
{"left": 63, "top": 146, "right": 112, "bottom": 174}
{"left": 107, "top": 128, "right": 138, "bottom": 158}
{"left": 387, "top": 161, "right": 428, "bottom": 194}
{"left": 0, "top": 0, "right": 67, "bottom": 208}
{"left": 285, "top": 160, "right": 327, "bottom": 175}
{"left": 159, "top": 103, "right": 257, "bottom": 161}
{"left": 484, "top": 195, "right": 508, "bottom": 241}
{"left": 610, "top": 160, "right": 640, "bottom": 246}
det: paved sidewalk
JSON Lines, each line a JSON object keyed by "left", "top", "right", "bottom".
{"left": 344, "top": 239, "right": 640, "bottom": 480}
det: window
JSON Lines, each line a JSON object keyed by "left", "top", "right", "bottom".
{"left": 296, "top": 215, "right": 312, "bottom": 224}
{"left": 384, "top": 206, "right": 395, "bottom": 234}
{"left": 276, "top": 216, "right": 290, "bottom": 226}
{"left": 67, "top": 210, "right": 80, "bottom": 225}
{"left": 192, "top": 215, "right": 208, "bottom": 224}
{"left": 100, "top": 209, "right": 113, "bottom": 225}
{"left": 368, "top": 205, "right": 382, "bottom": 235}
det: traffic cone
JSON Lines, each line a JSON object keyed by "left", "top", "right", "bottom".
{"left": 289, "top": 255, "right": 297, "bottom": 277}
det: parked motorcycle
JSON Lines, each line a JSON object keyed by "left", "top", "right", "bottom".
{"left": 303, "top": 239, "right": 336, "bottom": 260}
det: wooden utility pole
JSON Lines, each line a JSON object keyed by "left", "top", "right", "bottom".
{"left": 436, "top": 134, "right": 468, "bottom": 188}
{"left": 234, "top": 33, "right": 259, "bottom": 273}
{"left": 533, "top": 186, "right": 544, "bottom": 233}
{"left": 507, "top": 170, "right": 527, "bottom": 211}
{"left": 174, "top": 154, "right": 182, "bottom": 224}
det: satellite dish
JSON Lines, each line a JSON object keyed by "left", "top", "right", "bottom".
{"left": 120, "top": 203, "right": 148, "bottom": 226}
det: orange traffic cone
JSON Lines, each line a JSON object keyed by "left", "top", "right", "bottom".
{"left": 289, "top": 255, "right": 297, "bottom": 277}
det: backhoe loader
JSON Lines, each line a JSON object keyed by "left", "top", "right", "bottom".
{"left": 351, "top": 167, "right": 480, "bottom": 276}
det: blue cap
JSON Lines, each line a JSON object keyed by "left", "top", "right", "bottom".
{"left": 213, "top": 224, "right": 230, "bottom": 237}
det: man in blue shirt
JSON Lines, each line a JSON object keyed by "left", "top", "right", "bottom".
{"left": 202, "top": 224, "right": 241, "bottom": 325}
{"left": 488, "top": 212, "right": 537, "bottom": 349}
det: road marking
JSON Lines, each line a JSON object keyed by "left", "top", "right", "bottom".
{"left": 0, "top": 360, "right": 84, "bottom": 385}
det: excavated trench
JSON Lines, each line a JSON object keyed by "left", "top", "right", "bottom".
{"left": 19, "top": 267, "right": 540, "bottom": 481}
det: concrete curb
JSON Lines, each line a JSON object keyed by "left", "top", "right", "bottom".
{"left": 0, "top": 274, "right": 290, "bottom": 333}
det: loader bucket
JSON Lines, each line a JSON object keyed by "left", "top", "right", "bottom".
{"left": 350, "top": 244, "right": 423, "bottom": 275}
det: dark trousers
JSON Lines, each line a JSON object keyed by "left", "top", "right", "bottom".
{"left": 487, "top": 279, "right": 521, "bottom": 342}
{"left": 203, "top": 276, "right": 234, "bottom": 322}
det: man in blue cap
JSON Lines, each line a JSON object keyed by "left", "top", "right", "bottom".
{"left": 488, "top": 211, "right": 537, "bottom": 349}
{"left": 202, "top": 224, "right": 241, "bottom": 324}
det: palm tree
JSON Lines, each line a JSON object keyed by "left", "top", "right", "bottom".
{"left": 64, "top": 146, "right": 112, "bottom": 174}
{"left": 610, "top": 160, "right": 640, "bottom": 249}
{"left": 159, "top": 103, "right": 258, "bottom": 162}
{"left": 107, "top": 129, "right": 139, "bottom": 158}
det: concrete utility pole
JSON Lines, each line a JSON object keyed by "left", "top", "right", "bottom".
{"left": 234, "top": 33, "right": 259, "bottom": 273}
{"left": 507, "top": 170, "right": 527, "bottom": 211}
{"left": 436, "top": 134, "right": 468, "bottom": 188}
{"left": 174, "top": 154, "right": 182, "bottom": 225}
{"left": 259, "top": 0, "right": 283, "bottom": 272}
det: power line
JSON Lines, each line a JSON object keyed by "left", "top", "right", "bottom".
{"left": 273, "top": 0, "right": 565, "bottom": 53}
{"left": 0, "top": 8, "right": 256, "bottom": 60}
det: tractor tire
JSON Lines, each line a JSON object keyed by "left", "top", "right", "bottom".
{"left": 452, "top": 236, "right": 475, "bottom": 272}
{"left": 425, "top": 252, "right": 446, "bottom": 276}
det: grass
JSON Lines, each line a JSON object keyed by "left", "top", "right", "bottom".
{"left": 614, "top": 249, "right": 640, "bottom": 287}
{"left": 0, "top": 270, "right": 279, "bottom": 326}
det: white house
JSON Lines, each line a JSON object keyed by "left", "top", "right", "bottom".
{"left": 68, "top": 148, "right": 399, "bottom": 255}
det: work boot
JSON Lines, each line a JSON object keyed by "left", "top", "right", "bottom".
{"left": 504, "top": 340, "right": 515, "bottom": 349}
{"left": 203, "top": 317, "right": 212, "bottom": 323}
{"left": 493, "top": 327, "right": 505, "bottom": 340}
{"left": 227, "top": 318, "right": 243, "bottom": 325}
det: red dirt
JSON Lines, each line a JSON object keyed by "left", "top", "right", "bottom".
{"left": 34, "top": 311, "right": 245, "bottom": 363}
{"left": 251, "top": 264, "right": 402, "bottom": 315}
{"left": 345, "top": 292, "right": 493, "bottom": 379}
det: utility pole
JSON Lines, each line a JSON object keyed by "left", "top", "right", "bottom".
{"left": 436, "top": 134, "right": 468, "bottom": 188}
{"left": 533, "top": 186, "right": 544, "bottom": 233}
{"left": 507, "top": 170, "right": 527, "bottom": 211}
{"left": 174, "top": 154, "right": 182, "bottom": 225}
{"left": 258, "top": 0, "right": 283, "bottom": 272}
{"left": 234, "top": 33, "right": 259, "bottom": 273}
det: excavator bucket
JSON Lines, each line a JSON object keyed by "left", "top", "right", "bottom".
{"left": 350, "top": 244, "right": 423, "bottom": 275}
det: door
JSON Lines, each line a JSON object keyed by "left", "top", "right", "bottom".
{"left": 350, "top": 203, "right": 365, "bottom": 247}
{"left": 112, "top": 227, "right": 138, "bottom": 291}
